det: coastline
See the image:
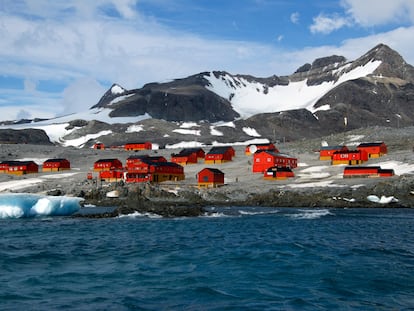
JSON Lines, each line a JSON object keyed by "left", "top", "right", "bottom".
{"left": 0, "top": 130, "right": 413, "bottom": 218}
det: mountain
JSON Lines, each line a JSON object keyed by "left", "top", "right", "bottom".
{"left": 1, "top": 44, "right": 413, "bottom": 147}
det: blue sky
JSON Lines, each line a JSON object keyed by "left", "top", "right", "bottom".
{"left": 0, "top": 0, "right": 414, "bottom": 121}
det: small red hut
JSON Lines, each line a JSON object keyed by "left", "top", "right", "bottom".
{"left": 319, "top": 145, "right": 348, "bottom": 160}
{"left": 356, "top": 142, "right": 387, "bottom": 158}
{"left": 124, "top": 142, "right": 152, "bottom": 151}
{"left": 331, "top": 150, "right": 368, "bottom": 165}
{"left": 253, "top": 151, "right": 297, "bottom": 173}
{"left": 264, "top": 166, "right": 294, "bottom": 180}
{"left": 42, "top": 158, "right": 71, "bottom": 172}
{"left": 204, "top": 146, "right": 235, "bottom": 164}
{"left": 93, "top": 158, "right": 123, "bottom": 172}
{"left": 93, "top": 143, "right": 105, "bottom": 150}
{"left": 197, "top": 168, "right": 225, "bottom": 188}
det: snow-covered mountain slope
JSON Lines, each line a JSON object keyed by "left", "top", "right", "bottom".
{"left": 1, "top": 44, "right": 414, "bottom": 148}
{"left": 204, "top": 60, "right": 381, "bottom": 117}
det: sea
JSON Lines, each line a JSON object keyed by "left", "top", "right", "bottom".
{"left": 1, "top": 202, "right": 414, "bottom": 310}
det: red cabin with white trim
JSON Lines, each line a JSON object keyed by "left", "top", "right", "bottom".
{"left": 42, "top": 158, "right": 71, "bottom": 172}
{"left": 331, "top": 150, "right": 368, "bottom": 165}
{"left": 93, "top": 158, "right": 123, "bottom": 172}
{"left": 1, "top": 160, "right": 39, "bottom": 175}
{"left": 264, "top": 166, "right": 295, "bottom": 180}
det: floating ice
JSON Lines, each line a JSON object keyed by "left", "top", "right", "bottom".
{"left": 0, "top": 193, "right": 83, "bottom": 219}
{"left": 367, "top": 195, "right": 398, "bottom": 204}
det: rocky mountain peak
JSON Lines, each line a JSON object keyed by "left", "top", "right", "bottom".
{"left": 354, "top": 44, "right": 414, "bottom": 81}
{"left": 92, "top": 83, "right": 128, "bottom": 108}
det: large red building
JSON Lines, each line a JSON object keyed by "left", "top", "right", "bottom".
{"left": 125, "top": 155, "right": 184, "bottom": 183}
{"left": 253, "top": 151, "right": 297, "bottom": 173}
{"left": 197, "top": 168, "right": 225, "bottom": 188}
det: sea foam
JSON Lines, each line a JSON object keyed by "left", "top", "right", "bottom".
{"left": 0, "top": 193, "right": 83, "bottom": 219}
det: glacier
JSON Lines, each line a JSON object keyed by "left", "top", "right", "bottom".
{"left": 0, "top": 193, "right": 83, "bottom": 219}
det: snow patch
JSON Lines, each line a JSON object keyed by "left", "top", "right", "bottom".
{"left": 242, "top": 127, "right": 261, "bottom": 137}
{"left": 173, "top": 129, "right": 201, "bottom": 136}
{"left": 62, "top": 130, "right": 113, "bottom": 148}
{"left": 126, "top": 124, "right": 144, "bottom": 133}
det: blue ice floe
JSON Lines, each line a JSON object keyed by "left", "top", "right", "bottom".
{"left": 0, "top": 193, "right": 83, "bottom": 219}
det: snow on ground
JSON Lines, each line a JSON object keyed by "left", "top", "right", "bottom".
{"left": 242, "top": 127, "right": 261, "bottom": 137}
{"left": 179, "top": 122, "right": 199, "bottom": 128}
{"left": 210, "top": 126, "right": 224, "bottom": 136}
{"left": 297, "top": 165, "right": 331, "bottom": 179}
{"left": 0, "top": 179, "right": 44, "bottom": 192}
{"left": 126, "top": 124, "right": 144, "bottom": 133}
{"left": 213, "top": 121, "right": 236, "bottom": 128}
{"left": 375, "top": 160, "right": 414, "bottom": 175}
{"left": 165, "top": 141, "right": 205, "bottom": 149}
{"left": 109, "top": 93, "right": 134, "bottom": 105}
{"left": 62, "top": 130, "right": 113, "bottom": 148}
{"left": 41, "top": 172, "right": 80, "bottom": 179}
{"left": 205, "top": 60, "right": 381, "bottom": 118}
{"left": 172, "top": 129, "right": 201, "bottom": 136}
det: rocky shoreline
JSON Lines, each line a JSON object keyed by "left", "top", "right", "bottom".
{"left": 73, "top": 174, "right": 414, "bottom": 218}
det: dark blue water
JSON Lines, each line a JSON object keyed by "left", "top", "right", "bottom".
{"left": 1, "top": 207, "right": 414, "bottom": 310}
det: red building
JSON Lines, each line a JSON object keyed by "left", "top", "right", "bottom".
{"left": 319, "top": 145, "right": 349, "bottom": 160}
{"left": 126, "top": 155, "right": 166, "bottom": 170}
{"left": 42, "top": 158, "right": 71, "bottom": 172}
{"left": 197, "top": 168, "right": 225, "bottom": 188}
{"left": 93, "top": 143, "right": 105, "bottom": 150}
{"left": 253, "top": 151, "right": 297, "bottom": 173}
{"left": 357, "top": 142, "right": 387, "bottom": 158}
{"left": 331, "top": 150, "right": 368, "bottom": 165}
{"left": 343, "top": 166, "right": 394, "bottom": 178}
{"left": 126, "top": 160, "right": 184, "bottom": 183}
{"left": 264, "top": 166, "right": 295, "bottom": 180}
{"left": 171, "top": 148, "right": 204, "bottom": 165}
{"left": 245, "top": 143, "right": 278, "bottom": 155}
{"left": 0, "top": 160, "right": 39, "bottom": 175}
{"left": 99, "top": 170, "right": 124, "bottom": 182}
{"left": 124, "top": 142, "right": 152, "bottom": 151}
{"left": 93, "top": 158, "right": 123, "bottom": 172}
{"left": 205, "top": 146, "right": 235, "bottom": 164}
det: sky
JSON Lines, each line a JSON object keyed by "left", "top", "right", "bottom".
{"left": 0, "top": 0, "right": 414, "bottom": 121}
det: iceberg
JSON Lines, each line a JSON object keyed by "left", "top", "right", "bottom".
{"left": 367, "top": 195, "right": 398, "bottom": 204}
{"left": 0, "top": 193, "right": 83, "bottom": 219}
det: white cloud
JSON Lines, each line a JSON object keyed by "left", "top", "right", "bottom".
{"left": 310, "top": 13, "right": 352, "bottom": 34}
{"left": 341, "top": 0, "right": 414, "bottom": 26}
{"left": 60, "top": 78, "right": 105, "bottom": 115}
{"left": 290, "top": 12, "right": 300, "bottom": 24}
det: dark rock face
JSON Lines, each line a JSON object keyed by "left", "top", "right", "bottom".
{"left": 0, "top": 129, "right": 52, "bottom": 145}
